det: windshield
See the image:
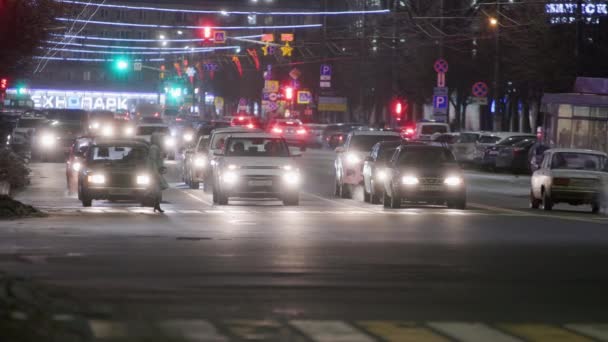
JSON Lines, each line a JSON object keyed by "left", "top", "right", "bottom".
{"left": 225, "top": 138, "right": 289, "bottom": 157}
{"left": 478, "top": 135, "right": 501, "bottom": 144}
{"left": 551, "top": 153, "right": 607, "bottom": 171}
{"left": 136, "top": 126, "right": 169, "bottom": 135}
{"left": 457, "top": 133, "right": 479, "bottom": 143}
{"left": 88, "top": 146, "right": 148, "bottom": 164}
{"left": 351, "top": 135, "right": 401, "bottom": 151}
{"left": 498, "top": 136, "right": 535, "bottom": 146}
{"left": 378, "top": 147, "right": 399, "bottom": 162}
{"left": 420, "top": 125, "right": 448, "bottom": 135}
{"left": 44, "top": 110, "right": 85, "bottom": 122}
{"left": 398, "top": 148, "right": 456, "bottom": 166}
{"left": 17, "top": 119, "right": 47, "bottom": 128}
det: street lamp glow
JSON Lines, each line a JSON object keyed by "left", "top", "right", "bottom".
{"left": 177, "top": 30, "right": 183, "bottom": 35}
{"left": 489, "top": 17, "right": 498, "bottom": 26}
{"left": 159, "top": 34, "right": 166, "bottom": 39}
{"left": 115, "top": 59, "right": 129, "bottom": 71}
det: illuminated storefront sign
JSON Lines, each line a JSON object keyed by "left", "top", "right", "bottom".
{"left": 14, "top": 89, "right": 159, "bottom": 110}
{"left": 545, "top": 2, "right": 608, "bottom": 24}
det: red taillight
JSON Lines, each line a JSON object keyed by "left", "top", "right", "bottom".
{"left": 338, "top": 136, "right": 343, "bottom": 141}
{"left": 553, "top": 178, "right": 570, "bottom": 186}
{"left": 247, "top": 123, "right": 255, "bottom": 129}
{"left": 272, "top": 127, "right": 283, "bottom": 134}
{"left": 403, "top": 127, "right": 415, "bottom": 136}
{"left": 154, "top": 112, "right": 159, "bottom": 117}
{"left": 238, "top": 116, "right": 245, "bottom": 121}
{"left": 296, "top": 128, "right": 307, "bottom": 135}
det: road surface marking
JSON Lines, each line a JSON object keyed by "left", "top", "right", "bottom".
{"left": 182, "top": 190, "right": 213, "bottom": 206}
{"left": 498, "top": 324, "right": 593, "bottom": 341}
{"left": 89, "top": 320, "right": 127, "bottom": 338}
{"left": 290, "top": 320, "right": 374, "bottom": 342}
{"left": 565, "top": 324, "right": 608, "bottom": 341}
{"left": 178, "top": 210, "right": 203, "bottom": 214}
{"left": 428, "top": 322, "right": 522, "bottom": 342}
{"left": 223, "top": 320, "right": 287, "bottom": 340}
{"left": 471, "top": 202, "right": 606, "bottom": 224}
{"left": 160, "top": 320, "right": 228, "bottom": 342}
{"left": 357, "top": 321, "right": 449, "bottom": 342}
{"left": 302, "top": 192, "right": 379, "bottom": 213}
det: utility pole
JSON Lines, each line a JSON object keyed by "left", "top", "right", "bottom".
{"left": 492, "top": 0, "right": 501, "bottom": 131}
{"left": 391, "top": 0, "right": 398, "bottom": 125}
{"left": 575, "top": 0, "right": 583, "bottom": 76}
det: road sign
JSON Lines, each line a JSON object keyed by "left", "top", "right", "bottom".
{"left": 214, "top": 31, "right": 226, "bottom": 44}
{"left": 134, "top": 62, "right": 142, "bottom": 71}
{"left": 267, "top": 101, "right": 279, "bottom": 111}
{"left": 264, "top": 80, "right": 279, "bottom": 93}
{"left": 433, "top": 87, "right": 448, "bottom": 96}
{"left": 320, "top": 75, "right": 331, "bottom": 81}
{"left": 320, "top": 64, "right": 332, "bottom": 77}
{"left": 289, "top": 68, "right": 301, "bottom": 80}
{"left": 268, "top": 93, "right": 278, "bottom": 102}
{"left": 434, "top": 58, "right": 449, "bottom": 73}
{"left": 471, "top": 97, "right": 488, "bottom": 105}
{"left": 437, "top": 72, "right": 445, "bottom": 87}
{"left": 297, "top": 91, "right": 312, "bottom": 104}
{"left": 320, "top": 81, "right": 331, "bottom": 88}
{"left": 433, "top": 95, "right": 448, "bottom": 110}
{"left": 472, "top": 81, "right": 489, "bottom": 97}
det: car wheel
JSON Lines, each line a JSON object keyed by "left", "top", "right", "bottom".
{"left": 340, "top": 182, "right": 351, "bottom": 199}
{"left": 390, "top": 191, "right": 401, "bottom": 209}
{"left": 383, "top": 191, "right": 391, "bottom": 208}
{"left": 530, "top": 190, "right": 541, "bottom": 209}
{"left": 217, "top": 191, "right": 228, "bottom": 205}
{"left": 81, "top": 192, "right": 92, "bottom": 207}
{"left": 283, "top": 193, "right": 299, "bottom": 206}
{"left": 542, "top": 190, "right": 553, "bottom": 211}
{"left": 363, "top": 188, "right": 371, "bottom": 203}
{"left": 592, "top": 201, "right": 601, "bottom": 214}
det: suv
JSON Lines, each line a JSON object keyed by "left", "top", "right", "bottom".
{"left": 78, "top": 139, "right": 162, "bottom": 207}
{"left": 213, "top": 133, "right": 302, "bottom": 206}
{"left": 334, "top": 130, "right": 402, "bottom": 198}
{"left": 268, "top": 119, "right": 308, "bottom": 149}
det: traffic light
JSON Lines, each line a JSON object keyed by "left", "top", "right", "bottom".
{"left": 203, "top": 26, "right": 212, "bottom": 40}
{"left": 285, "top": 87, "right": 294, "bottom": 100}
{"left": 0, "top": 78, "right": 8, "bottom": 90}
{"left": 114, "top": 58, "right": 129, "bottom": 72}
{"left": 395, "top": 102, "right": 403, "bottom": 115}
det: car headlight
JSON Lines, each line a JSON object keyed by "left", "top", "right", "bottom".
{"left": 165, "top": 137, "right": 176, "bottom": 147}
{"left": 90, "top": 122, "right": 100, "bottom": 130}
{"left": 346, "top": 153, "right": 361, "bottom": 165}
{"left": 136, "top": 174, "right": 150, "bottom": 186}
{"left": 88, "top": 174, "right": 105, "bottom": 184}
{"left": 101, "top": 125, "right": 114, "bottom": 137}
{"left": 72, "top": 162, "right": 81, "bottom": 172}
{"left": 282, "top": 165, "right": 294, "bottom": 171}
{"left": 283, "top": 171, "right": 301, "bottom": 185}
{"left": 194, "top": 156, "right": 207, "bottom": 168}
{"left": 444, "top": 176, "right": 463, "bottom": 187}
{"left": 40, "top": 133, "right": 56, "bottom": 147}
{"left": 376, "top": 169, "right": 388, "bottom": 181}
{"left": 402, "top": 175, "right": 419, "bottom": 185}
{"left": 227, "top": 164, "right": 239, "bottom": 170}
{"left": 223, "top": 171, "right": 238, "bottom": 184}
{"left": 124, "top": 126, "right": 134, "bottom": 136}
{"left": 184, "top": 133, "right": 194, "bottom": 142}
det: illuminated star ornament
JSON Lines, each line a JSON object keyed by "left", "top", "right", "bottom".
{"left": 280, "top": 41, "right": 294, "bottom": 57}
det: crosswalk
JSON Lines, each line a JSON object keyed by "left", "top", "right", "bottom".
{"left": 84, "top": 319, "right": 608, "bottom": 341}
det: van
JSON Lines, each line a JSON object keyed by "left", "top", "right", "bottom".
{"left": 413, "top": 122, "right": 450, "bottom": 141}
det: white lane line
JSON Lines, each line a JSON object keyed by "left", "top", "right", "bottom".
{"left": 428, "top": 322, "right": 522, "bottom": 342}
{"left": 290, "top": 320, "right": 375, "bottom": 342}
{"left": 89, "top": 320, "right": 127, "bottom": 339}
{"left": 161, "top": 320, "right": 228, "bottom": 342}
{"left": 302, "top": 192, "right": 379, "bottom": 213}
{"left": 565, "top": 324, "right": 608, "bottom": 341}
{"left": 178, "top": 210, "right": 203, "bottom": 214}
{"left": 470, "top": 202, "right": 606, "bottom": 224}
{"left": 182, "top": 190, "right": 213, "bottom": 206}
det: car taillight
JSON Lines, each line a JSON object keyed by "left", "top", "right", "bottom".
{"left": 338, "top": 136, "right": 343, "bottom": 141}
{"left": 238, "top": 116, "right": 245, "bottom": 121}
{"left": 272, "top": 127, "right": 283, "bottom": 134}
{"left": 296, "top": 128, "right": 307, "bottom": 135}
{"left": 247, "top": 123, "right": 255, "bottom": 129}
{"left": 403, "top": 127, "right": 415, "bottom": 135}
{"left": 553, "top": 178, "right": 570, "bottom": 186}
{"left": 513, "top": 147, "right": 525, "bottom": 155}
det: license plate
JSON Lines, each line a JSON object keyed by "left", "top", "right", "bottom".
{"left": 249, "top": 180, "right": 272, "bottom": 187}
{"left": 489, "top": 151, "right": 498, "bottom": 156}
{"left": 110, "top": 189, "right": 131, "bottom": 195}
{"left": 287, "top": 129, "right": 295, "bottom": 134}
{"left": 420, "top": 185, "right": 443, "bottom": 192}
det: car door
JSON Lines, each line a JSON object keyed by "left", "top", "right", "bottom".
{"left": 532, "top": 151, "right": 550, "bottom": 198}
{"left": 363, "top": 145, "right": 378, "bottom": 192}
{"left": 384, "top": 149, "right": 401, "bottom": 197}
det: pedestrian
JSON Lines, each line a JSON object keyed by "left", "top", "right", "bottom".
{"left": 148, "top": 133, "right": 169, "bottom": 213}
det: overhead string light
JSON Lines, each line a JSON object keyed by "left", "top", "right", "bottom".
{"left": 56, "top": 18, "right": 323, "bottom": 30}
{"left": 50, "top": 33, "right": 263, "bottom": 43}
{"left": 34, "top": 56, "right": 166, "bottom": 62}
{"left": 44, "top": 40, "right": 230, "bottom": 50}
{"left": 55, "top": 0, "right": 390, "bottom": 16}
{"left": 41, "top": 46, "right": 240, "bottom": 55}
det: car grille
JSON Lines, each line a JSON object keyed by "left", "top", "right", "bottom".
{"left": 419, "top": 178, "right": 443, "bottom": 185}
{"left": 569, "top": 178, "right": 598, "bottom": 188}
{"left": 240, "top": 166, "right": 281, "bottom": 170}
{"left": 109, "top": 175, "right": 135, "bottom": 188}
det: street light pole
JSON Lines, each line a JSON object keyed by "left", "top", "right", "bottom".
{"left": 492, "top": 1, "right": 501, "bottom": 131}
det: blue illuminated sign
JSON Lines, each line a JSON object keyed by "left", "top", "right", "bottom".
{"left": 545, "top": 2, "right": 608, "bottom": 24}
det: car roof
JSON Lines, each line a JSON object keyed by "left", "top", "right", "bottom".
{"left": 225, "top": 132, "right": 283, "bottom": 139}
{"left": 351, "top": 130, "right": 401, "bottom": 136}
{"left": 212, "top": 127, "right": 263, "bottom": 134}
{"left": 136, "top": 123, "right": 168, "bottom": 128}
{"left": 547, "top": 148, "right": 608, "bottom": 156}
{"left": 481, "top": 132, "right": 535, "bottom": 138}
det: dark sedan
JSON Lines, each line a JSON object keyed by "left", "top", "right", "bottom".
{"left": 481, "top": 134, "right": 536, "bottom": 170}
{"left": 382, "top": 145, "right": 466, "bottom": 209}
{"left": 495, "top": 138, "right": 537, "bottom": 173}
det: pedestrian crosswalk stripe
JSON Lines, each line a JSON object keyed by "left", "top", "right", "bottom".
{"left": 357, "top": 321, "right": 449, "bottom": 342}
{"left": 290, "top": 320, "right": 375, "bottom": 342}
{"left": 498, "top": 324, "right": 594, "bottom": 342}
{"left": 565, "top": 324, "right": 608, "bottom": 341}
{"left": 428, "top": 322, "right": 521, "bottom": 342}
{"left": 161, "top": 320, "right": 228, "bottom": 342}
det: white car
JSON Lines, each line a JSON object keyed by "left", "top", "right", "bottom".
{"left": 335, "top": 130, "right": 402, "bottom": 198}
{"left": 450, "top": 131, "right": 483, "bottom": 164}
{"left": 412, "top": 122, "right": 450, "bottom": 141}
{"left": 531, "top": 148, "right": 608, "bottom": 213}
{"left": 213, "top": 133, "right": 302, "bottom": 206}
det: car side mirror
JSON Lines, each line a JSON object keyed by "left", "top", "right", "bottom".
{"left": 335, "top": 146, "right": 345, "bottom": 153}
{"left": 159, "top": 166, "right": 167, "bottom": 175}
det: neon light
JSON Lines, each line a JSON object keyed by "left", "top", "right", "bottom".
{"left": 34, "top": 56, "right": 166, "bottom": 62}
{"left": 56, "top": 18, "right": 323, "bottom": 30}
{"left": 50, "top": 33, "right": 263, "bottom": 43}
{"left": 42, "top": 46, "right": 240, "bottom": 55}
{"left": 45, "top": 40, "right": 212, "bottom": 50}
{"left": 55, "top": 0, "right": 390, "bottom": 16}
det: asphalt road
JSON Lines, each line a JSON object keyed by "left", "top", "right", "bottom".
{"left": 2, "top": 150, "right": 608, "bottom": 341}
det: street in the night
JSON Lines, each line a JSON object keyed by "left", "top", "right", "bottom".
{"left": 3, "top": 0, "right": 608, "bottom": 341}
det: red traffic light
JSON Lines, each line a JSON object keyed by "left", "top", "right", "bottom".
{"left": 395, "top": 102, "right": 403, "bottom": 115}
{"left": 285, "top": 87, "right": 294, "bottom": 100}
{"left": 0, "top": 78, "right": 8, "bottom": 90}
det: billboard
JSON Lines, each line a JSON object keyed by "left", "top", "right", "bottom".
{"left": 9, "top": 89, "right": 160, "bottom": 111}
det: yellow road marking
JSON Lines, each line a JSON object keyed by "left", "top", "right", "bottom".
{"left": 498, "top": 324, "right": 594, "bottom": 342}
{"left": 358, "top": 321, "right": 449, "bottom": 342}
{"left": 224, "top": 320, "right": 287, "bottom": 340}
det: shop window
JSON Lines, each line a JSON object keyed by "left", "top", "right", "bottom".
{"left": 556, "top": 118, "right": 572, "bottom": 148}
{"left": 573, "top": 106, "right": 590, "bottom": 118}
{"left": 572, "top": 119, "right": 589, "bottom": 148}
{"left": 557, "top": 104, "right": 572, "bottom": 118}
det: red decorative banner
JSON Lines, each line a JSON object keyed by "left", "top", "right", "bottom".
{"left": 232, "top": 56, "right": 243, "bottom": 77}
{"left": 247, "top": 48, "right": 260, "bottom": 71}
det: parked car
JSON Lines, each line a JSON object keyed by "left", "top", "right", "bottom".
{"left": 451, "top": 132, "right": 483, "bottom": 164}
{"left": 480, "top": 134, "right": 537, "bottom": 170}
{"left": 530, "top": 148, "right": 608, "bottom": 213}
{"left": 212, "top": 133, "right": 302, "bottom": 206}
{"left": 334, "top": 130, "right": 402, "bottom": 198}
{"left": 382, "top": 145, "right": 466, "bottom": 209}
{"left": 495, "top": 137, "right": 538, "bottom": 173}
{"left": 412, "top": 122, "right": 450, "bottom": 141}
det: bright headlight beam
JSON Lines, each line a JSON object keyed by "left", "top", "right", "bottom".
{"left": 346, "top": 153, "right": 361, "bottom": 165}
{"left": 223, "top": 171, "right": 238, "bottom": 184}
{"left": 444, "top": 176, "right": 463, "bottom": 186}
{"left": 88, "top": 174, "right": 105, "bottom": 184}
{"left": 136, "top": 175, "right": 151, "bottom": 185}
{"left": 402, "top": 175, "right": 419, "bottom": 185}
